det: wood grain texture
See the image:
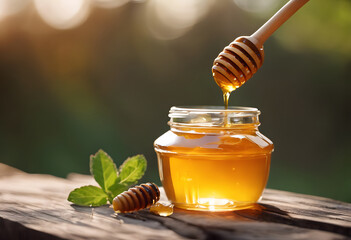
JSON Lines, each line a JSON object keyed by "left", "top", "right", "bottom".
{"left": 0, "top": 163, "right": 350, "bottom": 240}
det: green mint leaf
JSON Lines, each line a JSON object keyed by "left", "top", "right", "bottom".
{"left": 67, "top": 185, "right": 108, "bottom": 206}
{"left": 90, "top": 149, "right": 119, "bottom": 194}
{"left": 106, "top": 181, "right": 128, "bottom": 203}
{"left": 119, "top": 154, "right": 147, "bottom": 185}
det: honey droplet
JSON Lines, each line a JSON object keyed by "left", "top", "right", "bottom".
{"left": 150, "top": 202, "right": 174, "bottom": 217}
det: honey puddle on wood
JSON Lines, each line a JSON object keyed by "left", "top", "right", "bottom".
{"left": 150, "top": 202, "right": 174, "bottom": 217}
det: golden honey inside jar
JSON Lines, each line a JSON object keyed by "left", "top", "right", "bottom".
{"left": 154, "top": 106, "right": 274, "bottom": 211}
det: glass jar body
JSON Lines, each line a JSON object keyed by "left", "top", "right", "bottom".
{"left": 154, "top": 107, "right": 274, "bottom": 211}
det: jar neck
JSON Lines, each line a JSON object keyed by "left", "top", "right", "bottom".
{"left": 168, "top": 106, "right": 261, "bottom": 132}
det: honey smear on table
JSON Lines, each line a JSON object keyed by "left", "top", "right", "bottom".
{"left": 150, "top": 202, "right": 174, "bottom": 217}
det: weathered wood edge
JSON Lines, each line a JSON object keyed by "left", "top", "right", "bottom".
{"left": 0, "top": 217, "right": 65, "bottom": 240}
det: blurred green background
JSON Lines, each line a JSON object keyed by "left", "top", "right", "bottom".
{"left": 0, "top": 0, "right": 350, "bottom": 202}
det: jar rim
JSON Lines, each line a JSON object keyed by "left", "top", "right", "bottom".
{"left": 170, "top": 106, "right": 259, "bottom": 113}
{"left": 169, "top": 106, "right": 260, "bottom": 127}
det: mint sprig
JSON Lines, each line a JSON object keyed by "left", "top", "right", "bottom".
{"left": 68, "top": 149, "right": 147, "bottom": 206}
{"left": 68, "top": 185, "right": 108, "bottom": 206}
{"left": 119, "top": 155, "right": 147, "bottom": 185}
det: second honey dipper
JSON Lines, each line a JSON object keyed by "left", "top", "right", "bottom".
{"left": 212, "top": 0, "right": 310, "bottom": 94}
{"left": 113, "top": 182, "right": 160, "bottom": 213}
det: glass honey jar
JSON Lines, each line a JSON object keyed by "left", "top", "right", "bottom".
{"left": 154, "top": 106, "right": 274, "bottom": 211}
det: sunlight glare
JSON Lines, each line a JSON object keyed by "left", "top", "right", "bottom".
{"left": 34, "top": 0, "right": 91, "bottom": 29}
{"left": 146, "top": 0, "right": 214, "bottom": 40}
{"left": 0, "top": 0, "right": 29, "bottom": 21}
{"left": 93, "top": 0, "right": 129, "bottom": 9}
{"left": 198, "top": 198, "right": 231, "bottom": 211}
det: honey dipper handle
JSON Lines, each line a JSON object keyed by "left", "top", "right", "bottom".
{"left": 251, "top": 0, "right": 309, "bottom": 46}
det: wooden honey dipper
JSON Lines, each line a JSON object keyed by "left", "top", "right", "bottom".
{"left": 212, "top": 0, "right": 310, "bottom": 96}
{"left": 113, "top": 182, "right": 160, "bottom": 213}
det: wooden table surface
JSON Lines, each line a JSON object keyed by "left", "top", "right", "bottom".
{"left": 0, "top": 163, "right": 350, "bottom": 240}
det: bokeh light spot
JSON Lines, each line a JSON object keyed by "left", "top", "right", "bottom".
{"left": 146, "top": 0, "right": 214, "bottom": 40}
{"left": 34, "top": 0, "right": 91, "bottom": 29}
{"left": 93, "top": 0, "right": 129, "bottom": 9}
{"left": 0, "top": 0, "right": 29, "bottom": 21}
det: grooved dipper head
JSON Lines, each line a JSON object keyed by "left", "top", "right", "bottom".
{"left": 212, "top": 36, "right": 264, "bottom": 93}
